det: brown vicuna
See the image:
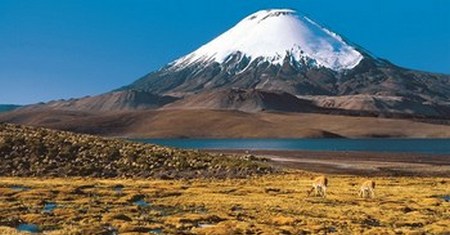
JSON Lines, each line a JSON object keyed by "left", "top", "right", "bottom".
{"left": 359, "top": 180, "right": 376, "bottom": 198}
{"left": 307, "top": 176, "right": 328, "bottom": 197}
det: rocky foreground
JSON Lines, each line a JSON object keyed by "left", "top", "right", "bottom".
{"left": 0, "top": 123, "right": 273, "bottom": 179}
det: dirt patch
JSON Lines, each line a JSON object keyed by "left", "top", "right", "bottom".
{"left": 207, "top": 150, "right": 450, "bottom": 177}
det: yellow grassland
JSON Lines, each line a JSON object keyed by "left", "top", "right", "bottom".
{"left": 0, "top": 171, "right": 448, "bottom": 234}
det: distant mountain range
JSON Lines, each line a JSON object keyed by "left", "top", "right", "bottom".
{"left": 1, "top": 9, "right": 449, "bottom": 138}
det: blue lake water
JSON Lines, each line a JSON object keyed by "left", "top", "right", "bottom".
{"left": 133, "top": 139, "right": 450, "bottom": 155}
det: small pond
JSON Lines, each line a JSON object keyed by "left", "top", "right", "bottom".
{"left": 133, "top": 199, "right": 150, "bottom": 207}
{"left": 17, "top": 223, "right": 40, "bottom": 233}
{"left": 442, "top": 195, "right": 450, "bottom": 202}
{"left": 43, "top": 202, "right": 57, "bottom": 213}
{"left": 149, "top": 228, "right": 163, "bottom": 234}
{"left": 10, "top": 185, "right": 30, "bottom": 191}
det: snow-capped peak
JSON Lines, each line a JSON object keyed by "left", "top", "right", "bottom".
{"left": 171, "top": 9, "right": 363, "bottom": 71}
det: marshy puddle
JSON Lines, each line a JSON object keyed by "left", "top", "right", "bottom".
{"left": 43, "top": 202, "right": 57, "bottom": 213}
{"left": 113, "top": 185, "right": 124, "bottom": 194}
{"left": 149, "top": 228, "right": 163, "bottom": 234}
{"left": 198, "top": 223, "right": 215, "bottom": 228}
{"left": 133, "top": 199, "right": 150, "bottom": 207}
{"left": 103, "top": 225, "right": 118, "bottom": 235}
{"left": 10, "top": 185, "right": 30, "bottom": 191}
{"left": 17, "top": 223, "right": 40, "bottom": 233}
{"left": 442, "top": 195, "right": 450, "bottom": 202}
{"left": 193, "top": 207, "right": 208, "bottom": 214}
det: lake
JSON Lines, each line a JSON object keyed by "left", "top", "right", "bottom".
{"left": 133, "top": 139, "right": 450, "bottom": 155}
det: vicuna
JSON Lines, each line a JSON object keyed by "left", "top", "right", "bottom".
{"left": 307, "top": 176, "right": 328, "bottom": 197}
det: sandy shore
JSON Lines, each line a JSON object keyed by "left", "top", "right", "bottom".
{"left": 206, "top": 150, "right": 450, "bottom": 177}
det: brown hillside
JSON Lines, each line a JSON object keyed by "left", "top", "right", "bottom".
{"left": 1, "top": 109, "right": 450, "bottom": 138}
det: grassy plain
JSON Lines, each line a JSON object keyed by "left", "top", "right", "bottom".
{"left": 0, "top": 172, "right": 448, "bottom": 234}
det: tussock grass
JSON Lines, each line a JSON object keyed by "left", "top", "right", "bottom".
{"left": 0, "top": 123, "right": 273, "bottom": 179}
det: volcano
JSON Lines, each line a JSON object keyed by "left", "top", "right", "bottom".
{"left": 2, "top": 9, "right": 450, "bottom": 138}
{"left": 116, "top": 9, "right": 449, "bottom": 117}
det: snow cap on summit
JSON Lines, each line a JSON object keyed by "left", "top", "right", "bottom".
{"left": 172, "top": 9, "right": 363, "bottom": 71}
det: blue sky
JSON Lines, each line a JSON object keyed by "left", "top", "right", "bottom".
{"left": 1, "top": 0, "right": 449, "bottom": 104}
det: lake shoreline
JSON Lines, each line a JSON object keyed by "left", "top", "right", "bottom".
{"left": 205, "top": 149, "right": 450, "bottom": 177}
{"left": 136, "top": 138, "right": 450, "bottom": 155}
